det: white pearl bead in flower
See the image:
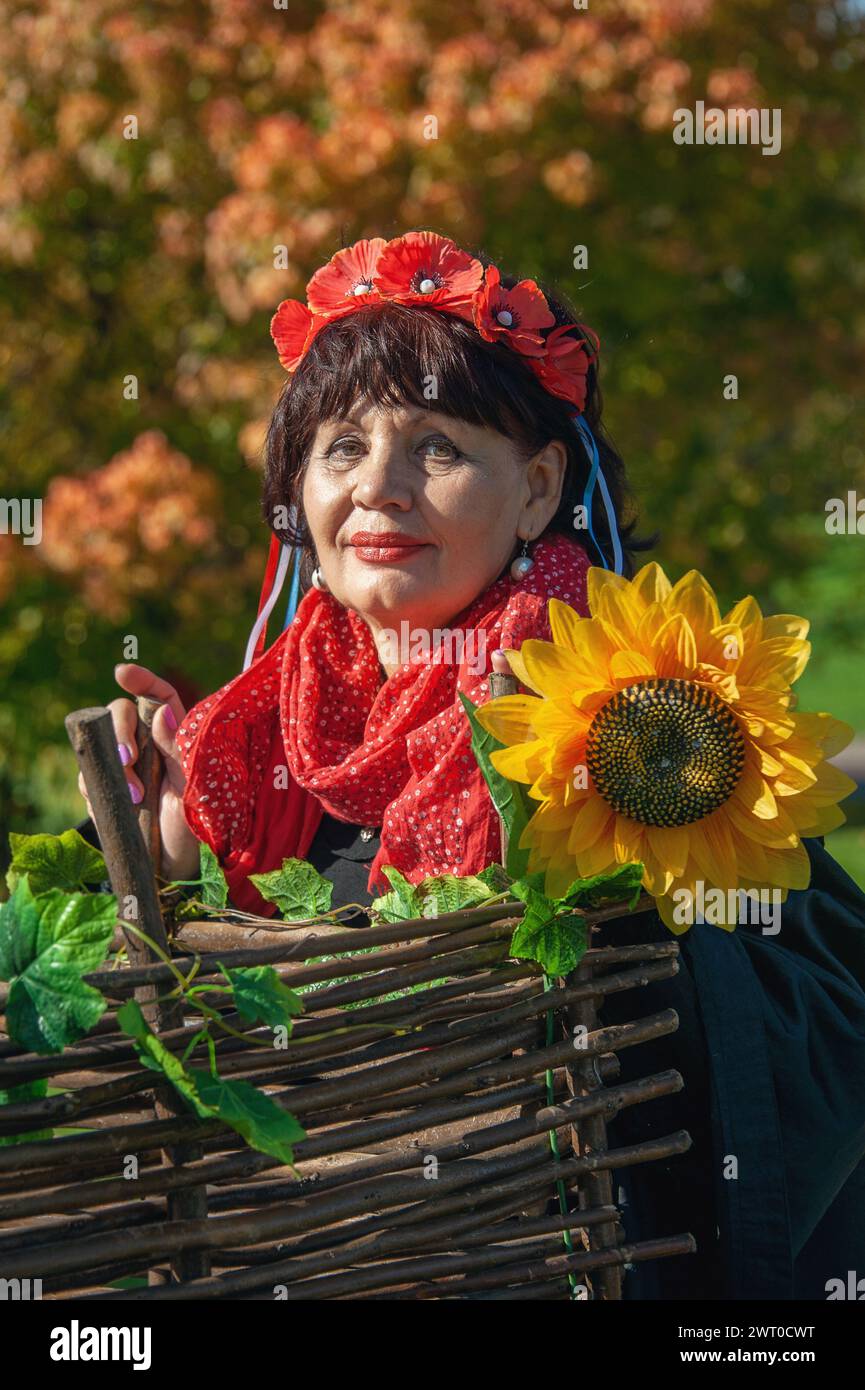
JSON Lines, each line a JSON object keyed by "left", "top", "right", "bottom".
{"left": 496, "top": 310, "right": 513, "bottom": 326}
{"left": 419, "top": 278, "right": 437, "bottom": 294}
{"left": 353, "top": 282, "right": 372, "bottom": 295}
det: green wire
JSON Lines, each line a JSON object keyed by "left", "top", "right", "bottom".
{"left": 543, "top": 972, "right": 582, "bottom": 1300}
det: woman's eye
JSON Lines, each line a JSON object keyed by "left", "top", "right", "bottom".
{"left": 326, "top": 437, "right": 364, "bottom": 460}
{"left": 419, "top": 436, "right": 460, "bottom": 462}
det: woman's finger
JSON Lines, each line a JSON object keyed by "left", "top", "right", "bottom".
{"left": 105, "top": 697, "right": 140, "bottom": 763}
{"left": 150, "top": 701, "right": 188, "bottom": 797}
{"left": 113, "top": 663, "right": 185, "bottom": 730}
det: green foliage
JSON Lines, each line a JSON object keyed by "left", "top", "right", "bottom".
{"left": 198, "top": 844, "right": 229, "bottom": 909}
{"left": 370, "top": 865, "right": 498, "bottom": 924}
{"left": 118, "top": 999, "right": 306, "bottom": 1165}
{"left": 560, "top": 863, "right": 644, "bottom": 913}
{"left": 507, "top": 862, "right": 644, "bottom": 976}
{"left": 6, "top": 829, "right": 107, "bottom": 897}
{"left": 249, "top": 859, "right": 334, "bottom": 919}
{"left": 458, "top": 693, "right": 532, "bottom": 878}
{"left": 168, "top": 842, "right": 229, "bottom": 915}
{"left": 509, "top": 880, "right": 588, "bottom": 978}
{"left": 188, "top": 1070, "right": 306, "bottom": 1167}
{"left": 369, "top": 865, "right": 425, "bottom": 923}
{"left": 0, "top": 1077, "right": 53, "bottom": 1147}
{"left": 0, "top": 878, "right": 115, "bottom": 1053}
{"left": 220, "top": 964, "right": 304, "bottom": 1031}
{"left": 117, "top": 998, "right": 213, "bottom": 1118}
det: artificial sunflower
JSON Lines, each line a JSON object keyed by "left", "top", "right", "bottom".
{"left": 476, "top": 562, "right": 856, "bottom": 933}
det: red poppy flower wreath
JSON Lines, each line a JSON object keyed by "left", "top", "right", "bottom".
{"left": 269, "top": 231, "right": 597, "bottom": 413}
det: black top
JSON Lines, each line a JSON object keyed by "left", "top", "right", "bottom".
{"left": 305, "top": 813, "right": 379, "bottom": 911}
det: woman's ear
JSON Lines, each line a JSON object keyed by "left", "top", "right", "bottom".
{"left": 520, "top": 438, "right": 568, "bottom": 537}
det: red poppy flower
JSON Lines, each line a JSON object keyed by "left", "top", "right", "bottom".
{"left": 270, "top": 299, "right": 322, "bottom": 373}
{"left": 373, "top": 231, "right": 483, "bottom": 318}
{"left": 529, "top": 324, "right": 596, "bottom": 411}
{"left": 472, "top": 264, "right": 555, "bottom": 357}
{"left": 306, "top": 237, "right": 387, "bottom": 317}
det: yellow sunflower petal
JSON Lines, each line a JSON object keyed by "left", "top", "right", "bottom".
{"left": 474, "top": 693, "right": 540, "bottom": 745}
{"left": 667, "top": 570, "right": 722, "bottom": 638}
{"left": 653, "top": 613, "right": 698, "bottom": 677}
{"left": 646, "top": 823, "right": 690, "bottom": 878}
{"left": 610, "top": 649, "right": 656, "bottom": 683}
{"left": 723, "top": 595, "right": 764, "bottom": 640}
{"left": 631, "top": 561, "right": 673, "bottom": 607}
{"left": 547, "top": 598, "right": 587, "bottom": 655}
{"left": 566, "top": 793, "right": 613, "bottom": 855}
{"left": 489, "top": 740, "right": 546, "bottom": 784}
{"left": 586, "top": 566, "right": 638, "bottom": 618}
{"left": 761, "top": 613, "right": 810, "bottom": 642}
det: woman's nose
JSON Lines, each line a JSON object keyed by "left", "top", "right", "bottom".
{"left": 350, "top": 440, "right": 414, "bottom": 511}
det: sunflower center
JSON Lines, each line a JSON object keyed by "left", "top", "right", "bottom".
{"left": 585, "top": 677, "right": 746, "bottom": 827}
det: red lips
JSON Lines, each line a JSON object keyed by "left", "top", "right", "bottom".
{"left": 349, "top": 531, "right": 427, "bottom": 546}
{"left": 348, "top": 531, "right": 430, "bottom": 563}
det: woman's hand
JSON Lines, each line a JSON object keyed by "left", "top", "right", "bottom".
{"left": 77, "top": 663, "right": 201, "bottom": 883}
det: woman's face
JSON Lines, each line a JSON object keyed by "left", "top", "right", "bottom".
{"left": 301, "top": 400, "right": 567, "bottom": 643}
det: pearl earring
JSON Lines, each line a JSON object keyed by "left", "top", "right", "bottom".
{"left": 510, "top": 538, "right": 534, "bottom": 581}
{"left": 311, "top": 566, "right": 328, "bottom": 591}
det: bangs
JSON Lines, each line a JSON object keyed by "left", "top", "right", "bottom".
{"left": 288, "top": 302, "right": 543, "bottom": 441}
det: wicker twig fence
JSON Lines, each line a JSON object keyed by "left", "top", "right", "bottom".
{"left": 0, "top": 699, "right": 695, "bottom": 1300}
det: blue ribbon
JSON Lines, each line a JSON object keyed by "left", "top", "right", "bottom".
{"left": 572, "top": 413, "right": 624, "bottom": 576}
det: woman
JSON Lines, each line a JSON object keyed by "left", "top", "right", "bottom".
{"left": 77, "top": 231, "right": 865, "bottom": 1300}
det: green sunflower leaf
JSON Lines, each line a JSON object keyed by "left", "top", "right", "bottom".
{"left": 458, "top": 692, "right": 532, "bottom": 878}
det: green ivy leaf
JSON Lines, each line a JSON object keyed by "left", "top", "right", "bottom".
{"left": 561, "top": 862, "right": 645, "bottom": 911}
{"left": 117, "top": 999, "right": 213, "bottom": 1118}
{"left": 0, "top": 1078, "right": 53, "bottom": 1146}
{"left": 478, "top": 863, "right": 512, "bottom": 894}
{"left": 508, "top": 879, "right": 588, "bottom": 977}
{"left": 458, "top": 692, "right": 532, "bottom": 878}
{"left": 6, "top": 829, "right": 107, "bottom": 897}
{"left": 188, "top": 1070, "right": 306, "bottom": 1166}
{"left": 416, "top": 872, "right": 495, "bottom": 918}
{"left": 0, "top": 880, "right": 115, "bottom": 1053}
{"left": 220, "top": 964, "right": 304, "bottom": 1031}
{"left": 119, "top": 1001, "right": 306, "bottom": 1164}
{"left": 249, "top": 858, "right": 333, "bottom": 919}
{"left": 370, "top": 865, "right": 425, "bottom": 923}
{"left": 199, "top": 843, "right": 229, "bottom": 909}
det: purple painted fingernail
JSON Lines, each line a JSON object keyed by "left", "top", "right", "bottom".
{"left": 129, "top": 783, "right": 143, "bottom": 805}
{"left": 117, "top": 743, "right": 132, "bottom": 767}
{"left": 163, "top": 704, "right": 178, "bottom": 732}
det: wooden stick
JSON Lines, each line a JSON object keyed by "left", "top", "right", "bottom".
{"left": 64, "top": 707, "right": 169, "bottom": 1023}
{"left": 135, "top": 695, "right": 163, "bottom": 881}
{"left": 63, "top": 704, "right": 209, "bottom": 1284}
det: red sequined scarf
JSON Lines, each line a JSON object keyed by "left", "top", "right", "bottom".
{"left": 177, "top": 532, "right": 590, "bottom": 915}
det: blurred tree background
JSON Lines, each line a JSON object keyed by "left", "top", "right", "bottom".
{"left": 1, "top": 0, "right": 864, "bottom": 880}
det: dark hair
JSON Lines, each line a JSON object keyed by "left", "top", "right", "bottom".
{"left": 262, "top": 259, "right": 650, "bottom": 585}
